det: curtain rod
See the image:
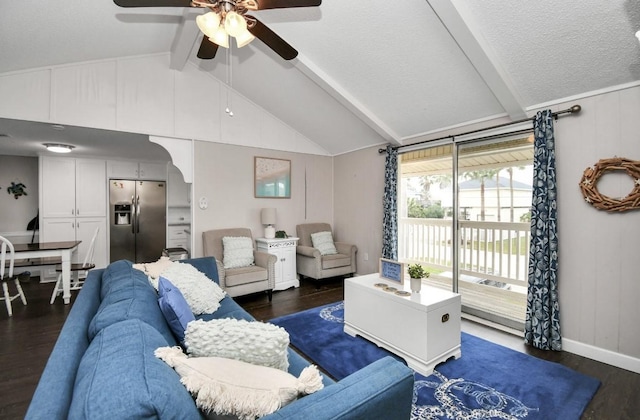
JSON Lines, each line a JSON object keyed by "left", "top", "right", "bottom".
{"left": 378, "top": 104, "right": 581, "bottom": 154}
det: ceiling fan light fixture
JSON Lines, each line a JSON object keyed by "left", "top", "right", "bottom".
{"left": 196, "top": 12, "right": 221, "bottom": 39}
{"left": 224, "top": 11, "right": 247, "bottom": 37}
{"left": 43, "top": 143, "right": 75, "bottom": 153}
{"left": 210, "top": 25, "right": 229, "bottom": 48}
{"left": 235, "top": 28, "right": 255, "bottom": 48}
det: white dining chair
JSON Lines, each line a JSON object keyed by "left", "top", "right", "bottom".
{"left": 50, "top": 227, "right": 100, "bottom": 304}
{"left": 1, "top": 235, "right": 27, "bottom": 316}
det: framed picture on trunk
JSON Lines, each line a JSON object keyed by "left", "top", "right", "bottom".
{"left": 255, "top": 157, "right": 291, "bottom": 198}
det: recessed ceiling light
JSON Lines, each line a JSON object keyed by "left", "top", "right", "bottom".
{"left": 636, "top": 30, "right": 640, "bottom": 42}
{"left": 51, "top": 124, "right": 65, "bottom": 131}
{"left": 43, "top": 143, "right": 75, "bottom": 153}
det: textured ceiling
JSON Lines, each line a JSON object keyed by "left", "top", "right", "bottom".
{"left": 0, "top": 0, "right": 639, "bottom": 158}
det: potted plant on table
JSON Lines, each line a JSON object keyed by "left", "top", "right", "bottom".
{"left": 407, "top": 263, "right": 429, "bottom": 294}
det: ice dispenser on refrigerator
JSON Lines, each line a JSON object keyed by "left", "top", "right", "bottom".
{"left": 114, "top": 203, "right": 131, "bottom": 225}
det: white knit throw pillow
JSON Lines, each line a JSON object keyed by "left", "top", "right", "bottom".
{"left": 138, "top": 260, "right": 226, "bottom": 315}
{"left": 311, "top": 231, "right": 338, "bottom": 256}
{"left": 222, "top": 236, "right": 255, "bottom": 269}
{"left": 184, "top": 318, "right": 290, "bottom": 371}
{"left": 155, "top": 347, "right": 324, "bottom": 420}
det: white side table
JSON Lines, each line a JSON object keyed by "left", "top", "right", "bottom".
{"left": 256, "top": 237, "right": 300, "bottom": 291}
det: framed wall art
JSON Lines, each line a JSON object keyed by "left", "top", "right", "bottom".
{"left": 379, "top": 258, "right": 405, "bottom": 285}
{"left": 254, "top": 157, "right": 291, "bottom": 198}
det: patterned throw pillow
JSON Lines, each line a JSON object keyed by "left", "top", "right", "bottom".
{"left": 311, "top": 231, "right": 338, "bottom": 256}
{"left": 222, "top": 236, "right": 255, "bottom": 269}
{"left": 155, "top": 347, "right": 324, "bottom": 420}
{"left": 184, "top": 318, "right": 290, "bottom": 371}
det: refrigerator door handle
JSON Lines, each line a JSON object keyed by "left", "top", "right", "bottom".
{"left": 136, "top": 195, "right": 141, "bottom": 233}
{"left": 131, "top": 195, "right": 136, "bottom": 234}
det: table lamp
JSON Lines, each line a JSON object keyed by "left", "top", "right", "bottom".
{"left": 261, "top": 208, "right": 277, "bottom": 239}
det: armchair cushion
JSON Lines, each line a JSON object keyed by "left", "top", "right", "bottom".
{"left": 222, "top": 236, "right": 255, "bottom": 269}
{"left": 225, "top": 265, "right": 269, "bottom": 287}
{"left": 310, "top": 231, "right": 338, "bottom": 256}
{"left": 321, "top": 254, "right": 352, "bottom": 270}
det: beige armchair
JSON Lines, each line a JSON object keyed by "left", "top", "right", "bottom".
{"left": 296, "top": 223, "right": 357, "bottom": 281}
{"left": 202, "top": 228, "right": 276, "bottom": 301}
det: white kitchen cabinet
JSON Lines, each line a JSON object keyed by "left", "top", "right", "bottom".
{"left": 167, "top": 164, "right": 190, "bottom": 207}
{"left": 167, "top": 225, "right": 190, "bottom": 250}
{"left": 107, "top": 160, "right": 167, "bottom": 180}
{"left": 40, "top": 157, "right": 106, "bottom": 218}
{"left": 255, "top": 237, "right": 299, "bottom": 291}
{"left": 40, "top": 217, "right": 108, "bottom": 277}
{"left": 39, "top": 157, "right": 108, "bottom": 280}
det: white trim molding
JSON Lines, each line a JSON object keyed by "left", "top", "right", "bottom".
{"left": 563, "top": 338, "right": 640, "bottom": 374}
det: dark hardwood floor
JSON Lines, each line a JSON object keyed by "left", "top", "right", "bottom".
{"left": 1, "top": 276, "right": 638, "bottom": 419}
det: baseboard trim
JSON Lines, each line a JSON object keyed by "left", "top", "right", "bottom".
{"left": 563, "top": 338, "right": 640, "bottom": 374}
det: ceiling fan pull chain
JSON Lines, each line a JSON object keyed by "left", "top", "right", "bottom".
{"left": 225, "top": 43, "right": 234, "bottom": 117}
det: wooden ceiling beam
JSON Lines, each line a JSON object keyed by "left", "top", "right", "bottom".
{"left": 427, "top": 0, "right": 527, "bottom": 120}
{"left": 169, "top": 9, "right": 201, "bottom": 71}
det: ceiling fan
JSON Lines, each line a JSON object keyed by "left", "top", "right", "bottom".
{"left": 113, "top": 0, "right": 321, "bottom": 60}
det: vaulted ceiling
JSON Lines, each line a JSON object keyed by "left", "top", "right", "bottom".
{"left": 0, "top": 0, "right": 639, "bottom": 158}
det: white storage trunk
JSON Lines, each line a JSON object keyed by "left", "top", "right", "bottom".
{"left": 344, "top": 273, "right": 461, "bottom": 376}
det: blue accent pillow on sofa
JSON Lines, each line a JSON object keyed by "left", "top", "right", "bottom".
{"left": 158, "top": 276, "right": 195, "bottom": 342}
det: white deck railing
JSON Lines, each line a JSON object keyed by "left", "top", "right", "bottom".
{"left": 399, "top": 218, "right": 530, "bottom": 289}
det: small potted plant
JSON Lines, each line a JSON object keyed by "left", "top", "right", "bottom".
{"left": 407, "top": 263, "right": 429, "bottom": 294}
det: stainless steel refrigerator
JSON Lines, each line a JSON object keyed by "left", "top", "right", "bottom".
{"left": 109, "top": 180, "right": 166, "bottom": 263}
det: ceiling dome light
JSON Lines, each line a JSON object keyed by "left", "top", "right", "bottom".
{"left": 636, "top": 30, "right": 640, "bottom": 42}
{"left": 224, "top": 11, "right": 247, "bottom": 37}
{"left": 196, "top": 12, "right": 221, "bottom": 39}
{"left": 43, "top": 143, "right": 74, "bottom": 153}
{"left": 235, "top": 28, "right": 255, "bottom": 48}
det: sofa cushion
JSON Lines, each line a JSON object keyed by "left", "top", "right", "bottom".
{"left": 89, "top": 263, "right": 176, "bottom": 344}
{"left": 321, "top": 253, "right": 351, "bottom": 270}
{"left": 224, "top": 265, "right": 268, "bottom": 287}
{"left": 155, "top": 347, "right": 323, "bottom": 420}
{"left": 99, "top": 259, "right": 150, "bottom": 302}
{"left": 184, "top": 318, "right": 290, "bottom": 371}
{"left": 197, "top": 295, "right": 255, "bottom": 322}
{"left": 158, "top": 276, "right": 195, "bottom": 343}
{"left": 311, "top": 231, "right": 338, "bottom": 256}
{"left": 69, "top": 319, "right": 201, "bottom": 419}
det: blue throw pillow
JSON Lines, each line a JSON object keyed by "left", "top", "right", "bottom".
{"left": 158, "top": 276, "right": 195, "bottom": 342}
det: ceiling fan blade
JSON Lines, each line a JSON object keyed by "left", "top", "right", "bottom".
{"left": 113, "top": 0, "right": 193, "bottom": 7}
{"left": 248, "top": 19, "right": 298, "bottom": 60}
{"left": 197, "top": 37, "right": 219, "bottom": 59}
{"left": 253, "top": 0, "right": 321, "bottom": 10}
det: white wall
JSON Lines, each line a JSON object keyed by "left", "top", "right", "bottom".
{"left": 333, "top": 146, "right": 387, "bottom": 274}
{"left": 0, "top": 156, "right": 39, "bottom": 236}
{"left": 192, "top": 141, "right": 333, "bottom": 258}
{"left": 0, "top": 54, "right": 329, "bottom": 157}
{"left": 551, "top": 86, "right": 640, "bottom": 370}
{"left": 334, "top": 85, "right": 640, "bottom": 372}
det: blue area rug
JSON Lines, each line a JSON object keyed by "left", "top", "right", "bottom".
{"left": 270, "top": 302, "right": 600, "bottom": 420}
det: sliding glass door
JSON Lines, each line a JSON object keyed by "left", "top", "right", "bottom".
{"left": 398, "top": 135, "right": 533, "bottom": 330}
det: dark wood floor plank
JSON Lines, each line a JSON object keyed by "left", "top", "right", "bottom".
{"left": 1, "top": 276, "right": 638, "bottom": 419}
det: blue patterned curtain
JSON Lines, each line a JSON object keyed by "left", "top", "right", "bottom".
{"left": 525, "top": 110, "right": 561, "bottom": 351}
{"left": 382, "top": 145, "right": 398, "bottom": 260}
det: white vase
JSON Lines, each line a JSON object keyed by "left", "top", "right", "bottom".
{"left": 410, "top": 277, "right": 422, "bottom": 293}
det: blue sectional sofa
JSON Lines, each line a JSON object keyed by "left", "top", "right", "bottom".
{"left": 26, "top": 257, "right": 414, "bottom": 419}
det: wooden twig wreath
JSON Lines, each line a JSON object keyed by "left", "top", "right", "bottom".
{"left": 579, "top": 157, "right": 640, "bottom": 212}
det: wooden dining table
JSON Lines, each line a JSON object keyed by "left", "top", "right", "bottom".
{"left": 13, "top": 241, "right": 81, "bottom": 304}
